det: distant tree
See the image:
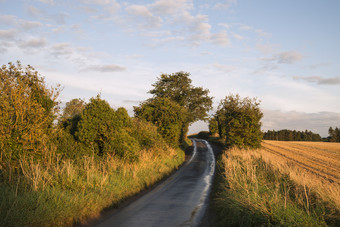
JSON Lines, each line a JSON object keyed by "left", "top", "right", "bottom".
{"left": 134, "top": 97, "right": 188, "bottom": 147}
{"left": 61, "top": 98, "right": 85, "bottom": 121}
{"left": 215, "top": 94, "right": 263, "bottom": 148}
{"left": 263, "top": 129, "right": 322, "bottom": 141}
{"left": 60, "top": 98, "right": 86, "bottom": 137}
{"left": 0, "top": 61, "right": 60, "bottom": 162}
{"left": 328, "top": 127, "right": 340, "bottom": 142}
{"left": 148, "top": 72, "right": 213, "bottom": 142}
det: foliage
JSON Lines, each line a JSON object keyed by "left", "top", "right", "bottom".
{"left": 263, "top": 129, "right": 322, "bottom": 141}
{"left": 0, "top": 61, "right": 60, "bottom": 164}
{"left": 147, "top": 72, "right": 213, "bottom": 142}
{"left": 60, "top": 98, "right": 85, "bottom": 122}
{"left": 328, "top": 127, "right": 340, "bottom": 142}
{"left": 75, "top": 95, "right": 118, "bottom": 155}
{"left": 208, "top": 116, "right": 218, "bottom": 135}
{"left": 134, "top": 97, "right": 188, "bottom": 147}
{"left": 215, "top": 94, "right": 263, "bottom": 148}
{"left": 197, "top": 131, "right": 210, "bottom": 140}
{"left": 0, "top": 61, "right": 188, "bottom": 226}
{"left": 0, "top": 142, "right": 184, "bottom": 227}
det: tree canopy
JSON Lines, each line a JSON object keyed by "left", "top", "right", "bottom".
{"left": 139, "top": 72, "right": 213, "bottom": 143}
{"left": 149, "top": 72, "right": 213, "bottom": 123}
{"left": 0, "top": 62, "right": 60, "bottom": 161}
{"left": 134, "top": 97, "right": 188, "bottom": 147}
{"left": 213, "top": 94, "right": 263, "bottom": 148}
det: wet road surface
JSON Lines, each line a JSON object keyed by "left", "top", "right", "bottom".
{"left": 95, "top": 139, "right": 215, "bottom": 227}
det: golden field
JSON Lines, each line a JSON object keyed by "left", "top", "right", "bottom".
{"left": 262, "top": 140, "right": 340, "bottom": 184}
{"left": 214, "top": 140, "right": 340, "bottom": 226}
{"left": 261, "top": 140, "right": 340, "bottom": 210}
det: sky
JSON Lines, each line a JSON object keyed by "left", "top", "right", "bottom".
{"left": 1, "top": 0, "right": 340, "bottom": 137}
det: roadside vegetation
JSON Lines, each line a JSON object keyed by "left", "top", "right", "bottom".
{"left": 0, "top": 63, "right": 212, "bottom": 226}
{"left": 213, "top": 143, "right": 340, "bottom": 226}
{"left": 207, "top": 94, "right": 340, "bottom": 226}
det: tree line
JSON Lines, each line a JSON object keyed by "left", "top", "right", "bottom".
{"left": 0, "top": 62, "right": 215, "bottom": 172}
{"left": 263, "top": 129, "right": 322, "bottom": 141}
{"left": 328, "top": 127, "right": 340, "bottom": 142}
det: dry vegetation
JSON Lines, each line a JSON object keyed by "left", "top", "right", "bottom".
{"left": 0, "top": 146, "right": 185, "bottom": 226}
{"left": 262, "top": 140, "right": 340, "bottom": 185}
{"left": 214, "top": 140, "right": 340, "bottom": 226}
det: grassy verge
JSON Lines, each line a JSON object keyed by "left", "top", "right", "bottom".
{"left": 212, "top": 147, "right": 340, "bottom": 226}
{"left": 0, "top": 146, "right": 185, "bottom": 226}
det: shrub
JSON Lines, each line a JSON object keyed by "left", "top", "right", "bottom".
{"left": 215, "top": 94, "right": 263, "bottom": 148}
{"left": 134, "top": 97, "right": 188, "bottom": 147}
{"left": 0, "top": 62, "right": 60, "bottom": 164}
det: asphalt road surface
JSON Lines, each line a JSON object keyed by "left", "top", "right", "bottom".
{"left": 95, "top": 139, "right": 215, "bottom": 227}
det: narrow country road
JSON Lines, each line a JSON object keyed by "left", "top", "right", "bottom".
{"left": 95, "top": 139, "right": 215, "bottom": 227}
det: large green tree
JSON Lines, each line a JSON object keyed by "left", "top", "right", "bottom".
{"left": 134, "top": 97, "right": 188, "bottom": 147}
{"left": 0, "top": 62, "right": 60, "bottom": 162}
{"left": 148, "top": 72, "right": 213, "bottom": 141}
{"left": 216, "top": 94, "right": 263, "bottom": 148}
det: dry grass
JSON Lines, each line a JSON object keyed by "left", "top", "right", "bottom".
{"left": 0, "top": 146, "right": 185, "bottom": 226}
{"left": 261, "top": 140, "right": 340, "bottom": 210}
{"left": 213, "top": 141, "right": 340, "bottom": 226}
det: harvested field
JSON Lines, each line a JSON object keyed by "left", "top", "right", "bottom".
{"left": 262, "top": 140, "right": 340, "bottom": 184}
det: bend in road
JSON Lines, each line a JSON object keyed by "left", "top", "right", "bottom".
{"left": 95, "top": 139, "right": 215, "bottom": 227}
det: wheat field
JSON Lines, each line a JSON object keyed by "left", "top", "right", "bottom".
{"left": 262, "top": 140, "right": 340, "bottom": 184}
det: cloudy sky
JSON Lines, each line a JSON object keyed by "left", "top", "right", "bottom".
{"left": 1, "top": 0, "right": 340, "bottom": 137}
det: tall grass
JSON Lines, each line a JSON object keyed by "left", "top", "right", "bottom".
{"left": 0, "top": 146, "right": 184, "bottom": 226}
{"left": 213, "top": 147, "right": 340, "bottom": 226}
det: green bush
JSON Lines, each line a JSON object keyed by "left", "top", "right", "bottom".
{"left": 134, "top": 97, "right": 188, "bottom": 147}
{"left": 215, "top": 94, "right": 263, "bottom": 148}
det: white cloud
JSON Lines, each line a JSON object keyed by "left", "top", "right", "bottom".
{"left": 19, "top": 37, "right": 48, "bottom": 49}
{"left": 84, "top": 64, "right": 126, "bottom": 72}
{"left": 38, "top": 0, "right": 55, "bottom": 5}
{"left": 265, "top": 51, "right": 303, "bottom": 64}
{"left": 211, "top": 30, "right": 230, "bottom": 47}
{"left": 232, "top": 32, "right": 244, "bottom": 40}
{"left": 0, "top": 15, "right": 43, "bottom": 30}
{"left": 50, "top": 42, "right": 74, "bottom": 57}
{"left": 0, "top": 29, "right": 17, "bottom": 40}
{"left": 293, "top": 76, "right": 340, "bottom": 85}
{"left": 256, "top": 43, "right": 278, "bottom": 54}
{"left": 27, "top": 5, "right": 68, "bottom": 24}
{"left": 178, "top": 12, "right": 211, "bottom": 45}
{"left": 214, "top": 0, "right": 237, "bottom": 9}
{"left": 150, "top": 0, "right": 193, "bottom": 15}
{"left": 126, "top": 5, "right": 162, "bottom": 29}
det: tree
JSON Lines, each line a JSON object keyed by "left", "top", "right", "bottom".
{"left": 148, "top": 72, "right": 213, "bottom": 141}
{"left": 0, "top": 61, "right": 60, "bottom": 162}
{"left": 75, "top": 95, "right": 140, "bottom": 160}
{"left": 215, "top": 94, "right": 263, "bottom": 148}
{"left": 61, "top": 98, "right": 85, "bottom": 121}
{"left": 59, "top": 98, "right": 86, "bottom": 137}
{"left": 208, "top": 116, "right": 218, "bottom": 135}
{"left": 76, "top": 95, "right": 118, "bottom": 155}
{"left": 134, "top": 97, "right": 188, "bottom": 147}
{"left": 328, "top": 127, "right": 340, "bottom": 142}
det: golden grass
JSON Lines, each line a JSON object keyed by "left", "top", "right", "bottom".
{"left": 261, "top": 140, "right": 340, "bottom": 210}
{"left": 0, "top": 146, "right": 185, "bottom": 226}
{"left": 215, "top": 143, "right": 340, "bottom": 226}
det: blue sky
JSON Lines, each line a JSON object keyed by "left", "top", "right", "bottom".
{"left": 1, "top": 0, "right": 340, "bottom": 136}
